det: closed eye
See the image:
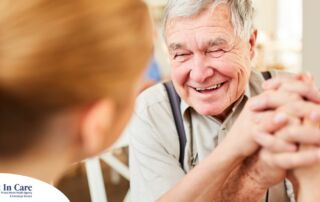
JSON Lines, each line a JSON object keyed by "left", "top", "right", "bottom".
{"left": 207, "top": 49, "right": 226, "bottom": 58}
{"left": 173, "top": 53, "right": 192, "bottom": 60}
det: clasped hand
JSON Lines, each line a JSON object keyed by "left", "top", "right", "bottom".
{"left": 224, "top": 73, "right": 320, "bottom": 192}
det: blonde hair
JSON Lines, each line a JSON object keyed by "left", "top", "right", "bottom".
{"left": 0, "top": 0, "right": 152, "bottom": 156}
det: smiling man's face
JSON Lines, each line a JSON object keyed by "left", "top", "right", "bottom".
{"left": 166, "top": 3, "right": 256, "bottom": 118}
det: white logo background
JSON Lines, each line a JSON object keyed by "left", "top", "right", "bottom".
{"left": 0, "top": 173, "right": 69, "bottom": 202}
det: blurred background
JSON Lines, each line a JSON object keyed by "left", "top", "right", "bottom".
{"left": 55, "top": 1, "right": 320, "bottom": 201}
{"left": 131, "top": 0, "right": 319, "bottom": 83}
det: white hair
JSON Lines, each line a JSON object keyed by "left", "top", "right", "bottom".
{"left": 163, "top": 0, "right": 255, "bottom": 40}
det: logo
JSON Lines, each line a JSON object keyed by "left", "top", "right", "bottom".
{"left": 0, "top": 183, "right": 33, "bottom": 199}
{"left": 0, "top": 173, "right": 69, "bottom": 202}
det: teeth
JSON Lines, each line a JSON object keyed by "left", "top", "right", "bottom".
{"left": 195, "top": 83, "right": 223, "bottom": 91}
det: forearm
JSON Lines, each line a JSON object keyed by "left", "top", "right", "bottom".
{"left": 295, "top": 164, "right": 320, "bottom": 202}
{"left": 297, "top": 184, "right": 320, "bottom": 202}
{"left": 157, "top": 141, "right": 246, "bottom": 202}
{"left": 217, "top": 163, "right": 266, "bottom": 202}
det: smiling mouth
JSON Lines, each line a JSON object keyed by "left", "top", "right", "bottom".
{"left": 193, "top": 82, "right": 226, "bottom": 93}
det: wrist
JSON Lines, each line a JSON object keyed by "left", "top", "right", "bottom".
{"left": 220, "top": 164, "right": 267, "bottom": 201}
{"left": 240, "top": 156, "right": 271, "bottom": 191}
{"left": 241, "top": 166, "right": 269, "bottom": 192}
{"left": 217, "top": 137, "right": 247, "bottom": 164}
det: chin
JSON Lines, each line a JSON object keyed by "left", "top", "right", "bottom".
{"left": 194, "top": 105, "right": 226, "bottom": 117}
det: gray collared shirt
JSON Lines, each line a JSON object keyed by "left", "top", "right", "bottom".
{"left": 127, "top": 70, "right": 294, "bottom": 202}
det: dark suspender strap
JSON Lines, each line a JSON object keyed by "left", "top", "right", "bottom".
{"left": 262, "top": 71, "right": 272, "bottom": 80}
{"left": 265, "top": 190, "right": 269, "bottom": 202}
{"left": 163, "top": 81, "right": 187, "bottom": 170}
{"left": 262, "top": 70, "right": 272, "bottom": 202}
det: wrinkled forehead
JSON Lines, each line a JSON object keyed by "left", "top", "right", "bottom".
{"left": 165, "top": 3, "right": 233, "bottom": 38}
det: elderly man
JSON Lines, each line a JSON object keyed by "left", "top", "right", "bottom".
{"left": 128, "top": 0, "right": 320, "bottom": 201}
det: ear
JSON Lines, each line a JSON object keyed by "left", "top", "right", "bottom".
{"left": 79, "top": 99, "right": 115, "bottom": 157}
{"left": 249, "top": 29, "right": 258, "bottom": 59}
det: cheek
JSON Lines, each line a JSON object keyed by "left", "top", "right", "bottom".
{"left": 231, "top": 67, "right": 250, "bottom": 98}
{"left": 211, "top": 58, "right": 239, "bottom": 79}
{"left": 171, "top": 62, "right": 190, "bottom": 85}
{"left": 218, "top": 53, "right": 251, "bottom": 78}
{"left": 214, "top": 56, "right": 250, "bottom": 96}
{"left": 104, "top": 96, "right": 135, "bottom": 148}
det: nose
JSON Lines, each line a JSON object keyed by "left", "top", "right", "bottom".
{"left": 189, "top": 54, "right": 214, "bottom": 83}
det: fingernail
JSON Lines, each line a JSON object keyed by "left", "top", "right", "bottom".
{"left": 273, "top": 112, "right": 287, "bottom": 124}
{"left": 250, "top": 99, "right": 264, "bottom": 110}
{"left": 254, "top": 132, "right": 270, "bottom": 143}
{"left": 310, "top": 111, "right": 320, "bottom": 124}
{"left": 286, "top": 144, "right": 298, "bottom": 152}
{"left": 306, "top": 72, "right": 314, "bottom": 81}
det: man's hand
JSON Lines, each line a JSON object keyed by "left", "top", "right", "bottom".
{"left": 253, "top": 113, "right": 320, "bottom": 202}
{"left": 237, "top": 111, "right": 313, "bottom": 192}
{"left": 223, "top": 89, "right": 301, "bottom": 159}
{"left": 262, "top": 73, "right": 320, "bottom": 104}
{"left": 221, "top": 73, "right": 320, "bottom": 198}
{"left": 209, "top": 73, "right": 320, "bottom": 201}
{"left": 215, "top": 90, "right": 303, "bottom": 201}
{"left": 253, "top": 101, "right": 320, "bottom": 169}
{"left": 294, "top": 118, "right": 320, "bottom": 173}
{"left": 250, "top": 73, "right": 320, "bottom": 201}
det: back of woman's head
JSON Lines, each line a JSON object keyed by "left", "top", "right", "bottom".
{"left": 0, "top": 0, "right": 152, "bottom": 157}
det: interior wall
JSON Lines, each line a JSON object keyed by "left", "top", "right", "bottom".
{"left": 303, "top": 1, "right": 320, "bottom": 86}
{"left": 253, "top": 0, "right": 278, "bottom": 37}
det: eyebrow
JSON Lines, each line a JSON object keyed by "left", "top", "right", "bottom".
{"left": 208, "top": 38, "right": 228, "bottom": 47}
{"left": 169, "top": 38, "right": 228, "bottom": 51}
{"left": 168, "top": 43, "right": 186, "bottom": 52}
